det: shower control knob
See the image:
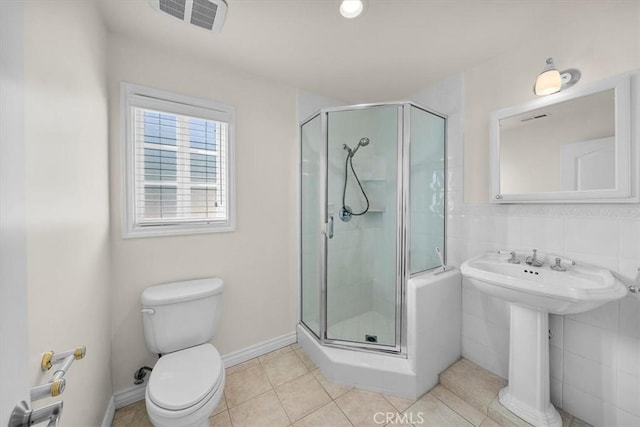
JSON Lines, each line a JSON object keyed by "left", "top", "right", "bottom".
{"left": 495, "top": 194, "right": 502, "bottom": 199}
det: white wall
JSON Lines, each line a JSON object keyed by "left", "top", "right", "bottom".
{"left": 445, "top": 7, "right": 640, "bottom": 423}
{"left": 23, "top": 1, "right": 113, "bottom": 425}
{"left": 296, "top": 89, "right": 345, "bottom": 124}
{"left": 463, "top": 1, "right": 640, "bottom": 203}
{"left": 108, "top": 34, "right": 299, "bottom": 393}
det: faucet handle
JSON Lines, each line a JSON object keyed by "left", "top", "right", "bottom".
{"left": 629, "top": 267, "right": 640, "bottom": 293}
{"left": 507, "top": 252, "right": 520, "bottom": 264}
{"left": 550, "top": 257, "right": 567, "bottom": 272}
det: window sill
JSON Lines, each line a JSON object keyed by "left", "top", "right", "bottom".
{"left": 123, "top": 222, "right": 235, "bottom": 239}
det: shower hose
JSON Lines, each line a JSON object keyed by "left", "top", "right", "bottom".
{"left": 342, "top": 153, "right": 369, "bottom": 216}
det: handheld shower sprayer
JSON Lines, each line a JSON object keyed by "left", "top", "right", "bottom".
{"left": 343, "top": 137, "right": 370, "bottom": 158}
{"left": 351, "top": 137, "right": 370, "bottom": 157}
{"left": 340, "top": 137, "right": 371, "bottom": 222}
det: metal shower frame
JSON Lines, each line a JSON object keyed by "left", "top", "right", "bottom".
{"left": 299, "top": 101, "right": 447, "bottom": 355}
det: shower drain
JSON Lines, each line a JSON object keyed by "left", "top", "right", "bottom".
{"left": 365, "top": 334, "right": 378, "bottom": 343}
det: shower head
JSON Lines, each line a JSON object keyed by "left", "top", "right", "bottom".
{"left": 349, "top": 137, "right": 370, "bottom": 157}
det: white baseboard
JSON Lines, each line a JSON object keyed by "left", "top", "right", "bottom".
{"left": 114, "top": 384, "right": 146, "bottom": 409}
{"left": 109, "top": 331, "right": 297, "bottom": 413}
{"left": 222, "top": 331, "right": 297, "bottom": 368}
{"left": 101, "top": 395, "right": 115, "bottom": 427}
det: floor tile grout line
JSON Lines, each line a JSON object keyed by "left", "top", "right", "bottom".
{"left": 322, "top": 400, "right": 356, "bottom": 427}
{"left": 225, "top": 363, "right": 274, "bottom": 410}
{"left": 228, "top": 388, "right": 285, "bottom": 426}
{"left": 486, "top": 395, "right": 534, "bottom": 427}
{"left": 219, "top": 388, "right": 234, "bottom": 427}
{"left": 428, "top": 385, "right": 487, "bottom": 427}
{"left": 381, "top": 394, "right": 399, "bottom": 412}
{"left": 272, "top": 348, "right": 337, "bottom": 425}
{"left": 257, "top": 354, "right": 293, "bottom": 425}
{"left": 258, "top": 348, "right": 319, "bottom": 425}
{"left": 274, "top": 376, "right": 330, "bottom": 426}
{"left": 332, "top": 393, "right": 356, "bottom": 427}
{"left": 311, "top": 368, "right": 347, "bottom": 401}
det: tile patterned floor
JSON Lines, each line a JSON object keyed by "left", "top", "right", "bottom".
{"left": 112, "top": 344, "right": 590, "bottom": 427}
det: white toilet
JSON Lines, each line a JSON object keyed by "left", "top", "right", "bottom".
{"left": 141, "top": 278, "right": 225, "bottom": 427}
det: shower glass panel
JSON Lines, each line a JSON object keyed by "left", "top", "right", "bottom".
{"left": 326, "top": 106, "right": 399, "bottom": 347}
{"left": 300, "top": 115, "right": 322, "bottom": 337}
{"left": 409, "top": 106, "right": 446, "bottom": 274}
{"left": 300, "top": 102, "right": 446, "bottom": 355}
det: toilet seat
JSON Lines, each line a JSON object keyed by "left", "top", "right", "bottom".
{"left": 148, "top": 343, "right": 223, "bottom": 412}
{"left": 145, "top": 372, "right": 225, "bottom": 427}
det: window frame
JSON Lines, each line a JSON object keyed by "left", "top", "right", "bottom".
{"left": 121, "top": 82, "right": 236, "bottom": 238}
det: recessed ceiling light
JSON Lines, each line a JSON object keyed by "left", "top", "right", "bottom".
{"left": 340, "top": 0, "right": 366, "bottom": 19}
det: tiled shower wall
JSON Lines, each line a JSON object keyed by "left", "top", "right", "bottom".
{"left": 415, "top": 75, "right": 640, "bottom": 427}
{"left": 327, "top": 107, "right": 398, "bottom": 329}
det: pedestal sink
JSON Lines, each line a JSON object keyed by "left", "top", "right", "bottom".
{"left": 461, "top": 251, "right": 627, "bottom": 427}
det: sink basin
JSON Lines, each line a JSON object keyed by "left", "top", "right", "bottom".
{"left": 461, "top": 251, "right": 627, "bottom": 315}
{"left": 461, "top": 251, "right": 627, "bottom": 427}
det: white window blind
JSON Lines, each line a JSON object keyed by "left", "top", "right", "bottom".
{"left": 123, "top": 84, "right": 235, "bottom": 237}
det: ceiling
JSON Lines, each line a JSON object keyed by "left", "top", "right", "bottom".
{"left": 98, "top": 0, "right": 618, "bottom": 103}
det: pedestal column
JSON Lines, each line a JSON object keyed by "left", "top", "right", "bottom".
{"left": 498, "top": 304, "right": 561, "bottom": 427}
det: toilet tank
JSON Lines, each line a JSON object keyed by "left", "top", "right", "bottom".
{"left": 141, "top": 278, "right": 223, "bottom": 354}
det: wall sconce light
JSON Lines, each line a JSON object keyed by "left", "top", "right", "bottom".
{"left": 534, "top": 58, "right": 581, "bottom": 96}
{"left": 340, "top": 0, "right": 367, "bottom": 19}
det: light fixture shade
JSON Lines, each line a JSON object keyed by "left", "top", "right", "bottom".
{"left": 340, "top": 0, "right": 365, "bottom": 18}
{"left": 534, "top": 58, "right": 562, "bottom": 96}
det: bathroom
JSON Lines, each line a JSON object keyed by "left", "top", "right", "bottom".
{"left": 1, "top": 1, "right": 639, "bottom": 426}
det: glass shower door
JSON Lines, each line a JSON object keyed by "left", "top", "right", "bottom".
{"left": 409, "top": 105, "right": 446, "bottom": 274}
{"left": 324, "top": 106, "right": 401, "bottom": 349}
{"left": 300, "top": 114, "right": 322, "bottom": 337}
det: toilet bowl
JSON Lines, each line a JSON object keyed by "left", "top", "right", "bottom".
{"left": 145, "top": 344, "right": 225, "bottom": 427}
{"left": 140, "top": 278, "right": 225, "bottom": 427}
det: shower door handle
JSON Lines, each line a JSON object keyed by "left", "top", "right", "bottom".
{"left": 325, "top": 216, "right": 334, "bottom": 239}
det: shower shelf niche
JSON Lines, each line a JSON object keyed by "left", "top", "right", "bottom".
{"left": 362, "top": 180, "right": 386, "bottom": 212}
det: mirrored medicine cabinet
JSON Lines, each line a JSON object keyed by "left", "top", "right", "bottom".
{"left": 490, "top": 71, "right": 639, "bottom": 203}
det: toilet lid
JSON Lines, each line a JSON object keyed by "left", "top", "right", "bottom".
{"left": 148, "top": 343, "right": 223, "bottom": 411}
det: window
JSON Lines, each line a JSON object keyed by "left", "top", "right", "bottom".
{"left": 122, "top": 83, "right": 235, "bottom": 237}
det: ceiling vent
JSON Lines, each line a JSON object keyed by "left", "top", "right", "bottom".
{"left": 150, "top": 0, "right": 228, "bottom": 33}
{"left": 520, "top": 113, "right": 551, "bottom": 123}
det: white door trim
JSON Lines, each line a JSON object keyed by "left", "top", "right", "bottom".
{"left": 0, "top": 1, "right": 30, "bottom": 424}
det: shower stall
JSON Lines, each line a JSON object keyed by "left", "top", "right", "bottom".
{"left": 299, "top": 102, "right": 447, "bottom": 357}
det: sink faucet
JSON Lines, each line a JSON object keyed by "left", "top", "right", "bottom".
{"left": 507, "top": 252, "right": 520, "bottom": 264}
{"left": 525, "top": 249, "right": 544, "bottom": 267}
